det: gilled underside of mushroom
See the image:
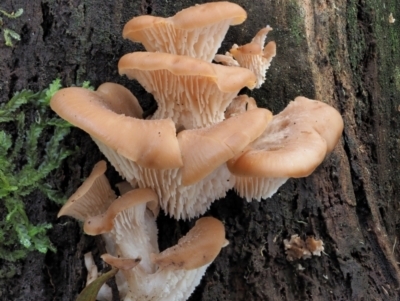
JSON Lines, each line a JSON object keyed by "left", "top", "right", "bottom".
{"left": 118, "top": 52, "right": 257, "bottom": 130}
{"left": 93, "top": 106, "right": 271, "bottom": 219}
{"left": 139, "top": 71, "right": 239, "bottom": 130}
{"left": 127, "top": 20, "right": 234, "bottom": 62}
{"left": 84, "top": 191, "right": 227, "bottom": 301}
{"left": 123, "top": 2, "right": 247, "bottom": 62}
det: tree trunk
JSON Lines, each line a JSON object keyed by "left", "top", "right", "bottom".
{"left": 1, "top": 0, "right": 399, "bottom": 300}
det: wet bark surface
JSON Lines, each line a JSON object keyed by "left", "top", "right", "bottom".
{"left": 0, "top": 0, "right": 399, "bottom": 300}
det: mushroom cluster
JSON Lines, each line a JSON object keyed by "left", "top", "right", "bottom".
{"left": 52, "top": 2, "right": 344, "bottom": 300}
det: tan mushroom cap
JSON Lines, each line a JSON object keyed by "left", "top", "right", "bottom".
{"left": 119, "top": 52, "right": 257, "bottom": 129}
{"left": 101, "top": 254, "right": 141, "bottom": 270}
{"left": 178, "top": 108, "right": 273, "bottom": 186}
{"left": 50, "top": 83, "right": 183, "bottom": 169}
{"left": 58, "top": 160, "right": 115, "bottom": 221}
{"left": 119, "top": 52, "right": 257, "bottom": 92}
{"left": 227, "top": 97, "right": 344, "bottom": 178}
{"left": 123, "top": 2, "right": 247, "bottom": 61}
{"left": 84, "top": 188, "right": 158, "bottom": 235}
{"left": 96, "top": 82, "right": 143, "bottom": 118}
{"left": 231, "top": 26, "right": 273, "bottom": 56}
{"left": 224, "top": 94, "right": 258, "bottom": 118}
{"left": 151, "top": 217, "right": 226, "bottom": 270}
{"left": 229, "top": 26, "right": 276, "bottom": 88}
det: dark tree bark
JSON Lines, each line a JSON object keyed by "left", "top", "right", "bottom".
{"left": 1, "top": 0, "right": 400, "bottom": 300}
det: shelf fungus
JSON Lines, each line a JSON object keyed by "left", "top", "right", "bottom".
{"left": 123, "top": 1, "right": 247, "bottom": 62}
{"left": 214, "top": 26, "right": 276, "bottom": 88}
{"left": 118, "top": 51, "right": 257, "bottom": 129}
{"left": 227, "top": 97, "right": 344, "bottom": 201}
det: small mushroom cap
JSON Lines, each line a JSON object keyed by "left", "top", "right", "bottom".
{"left": 50, "top": 84, "right": 183, "bottom": 169}
{"left": 58, "top": 160, "right": 115, "bottom": 220}
{"left": 224, "top": 94, "right": 258, "bottom": 118}
{"left": 305, "top": 237, "right": 324, "bottom": 256}
{"left": 151, "top": 217, "right": 226, "bottom": 270}
{"left": 96, "top": 82, "right": 143, "bottom": 118}
{"left": 178, "top": 108, "right": 272, "bottom": 186}
{"left": 284, "top": 234, "right": 312, "bottom": 261}
{"left": 229, "top": 26, "right": 276, "bottom": 88}
{"left": 84, "top": 188, "right": 159, "bottom": 235}
{"left": 213, "top": 53, "right": 240, "bottom": 67}
{"left": 101, "top": 254, "right": 141, "bottom": 270}
{"left": 227, "top": 97, "right": 344, "bottom": 178}
{"left": 118, "top": 52, "right": 257, "bottom": 93}
{"left": 230, "top": 26, "right": 274, "bottom": 56}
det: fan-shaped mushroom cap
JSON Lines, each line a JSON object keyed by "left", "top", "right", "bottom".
{"left": 50, "top": 83, "right": 183, "bottom": 169}
{"left": 58, "top": 160, "right": 115, "bottom": 221}
{"left": 123, "top": 2, "right": 247, "bottom": 62}
{"left": 229, "top": 26, "right": 276, "bottom": 88}
{"left": 84, "top": 188, "right": 158, "bottom": 235}
{"left": 118, "top": 52, "right": 257, "bottom": 129}
{"left": 151, "top": 217, "right": 226, "bottom": 270}
{"left": 228, "top": 97, "right": 344, "bottom": 200}
{"left": 178, "top": 107, "right": 272, "bottom": 186}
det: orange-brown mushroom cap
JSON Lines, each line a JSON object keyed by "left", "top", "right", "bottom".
{"left": 58, "top": 160, "right": 115, "bottom": 221}
{"left": 84, "top": 188, "right": 159, "bottom": 235}
{"left": 151, "top": 217, "right": 226, "bottom": 270}
{"left": 119, "top": 52, "right": 257, "bottom": 129}
{"left": 227, "top": 97, "right": 344, "bottom": 178}
{"left": 123, "top": 2, "right": 247, "bottom": 62}
{"left": 229, "top": 26, "right": 276, "bottom": 88}
{"left": 178, "top": 107, "right": 272, "bottom": 186}
{"left": 50, "top": 83, "right": 183, "bottom": 169}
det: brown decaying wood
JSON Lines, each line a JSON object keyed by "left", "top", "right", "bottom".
{"left": 0, "top": 0, "right": 399, "bottom": 300}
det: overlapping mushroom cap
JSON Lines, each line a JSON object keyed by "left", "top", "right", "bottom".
{"left": 121, "top": 107, "right": 272, "bottom": 219}
{"left": 227, "top": 96, "right": 344, "bottom": 200}
{"left": 119, "top": 52, "right": 257, "bottom": 129}
{"left": 81, "top": 182, "right": 227, "bottom": 301}
{"left": 50, "top": 83, "right": 183, "bottom": 169}
{"left": 102, "top": 216, "right": 227, "bottom": 301}
{"left": 123, "top": 1, "right": 247, "bottom": 62}
{"left": 58, "top": 160, "right": 115, "bottom": 221}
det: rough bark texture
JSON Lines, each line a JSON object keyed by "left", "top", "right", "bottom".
{"left": 0, "top": 0, "right": 400, "bottom": 300}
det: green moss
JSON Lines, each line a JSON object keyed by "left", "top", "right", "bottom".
{"left": 394, "top": 67, "right": 400, "bottom": 92}
{"left": 287, "top": 0, "right": 305, "bottom": 45}
{"left": 0, "top": 7, "right": 23, "bottom": 46}
{"left": 0, "top": 79, "right": 74, "bottom": 261}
